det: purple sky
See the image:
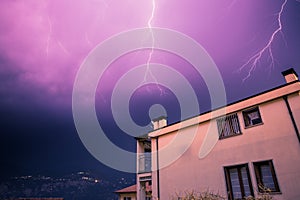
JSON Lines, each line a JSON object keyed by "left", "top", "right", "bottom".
{"left": 1, "top": 0, "right": 300, "bottom": 177}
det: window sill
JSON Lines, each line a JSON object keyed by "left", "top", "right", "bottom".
{"left": 257, "top": 191, "right": 282, "bottom": 195}
{"left": 244, "top": 122, "right": 264, "bottom": 129}
{"left": 219, "top": 132, "right": 242, "bottom": 140}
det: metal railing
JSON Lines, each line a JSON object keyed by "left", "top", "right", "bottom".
{"left": 217, "top": 113, "right": 241, "bottom": 139}
{"left": 138, "top": 153, "right": 151, "bottom": 173}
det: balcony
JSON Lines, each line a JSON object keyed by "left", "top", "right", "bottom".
{"left": 138, "top": 153, "right": 151, "bottom": 173}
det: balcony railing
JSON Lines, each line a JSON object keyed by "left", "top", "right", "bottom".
{"left": 138, "top": 153, "right": 151, "bottom": 173}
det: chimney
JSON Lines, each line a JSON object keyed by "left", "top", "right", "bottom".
{"left": 282, "top": 68, "right": 298, "bottom": 83}
{"left": 151, "top": 116, "right": 167, "bottom": 130}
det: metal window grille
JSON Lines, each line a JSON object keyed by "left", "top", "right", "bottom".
{"left": 217, "top": 113, "right": 241, "bottom": 138}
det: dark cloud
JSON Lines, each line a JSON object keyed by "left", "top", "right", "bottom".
{"left": 0, "top": 0, "right": 300, "bottom": 179}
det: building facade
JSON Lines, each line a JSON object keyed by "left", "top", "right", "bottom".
{"left": 136, "top": 68, "right": 300, "bottom": 200}
{"left": 115, "top": 184, "right": 137, "bottom": 200}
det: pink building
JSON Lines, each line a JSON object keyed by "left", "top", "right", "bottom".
{"left": 135, "top": 68, "right": 300, "bottom": 200}
{"left": 115, "top": 184, "right": 137, "bottom": 200}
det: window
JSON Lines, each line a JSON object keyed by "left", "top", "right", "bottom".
{"left": 224, "top": 164, "right": 254, "bottom": 200}
{"left": 242, "top": 107, "right": 263, "bottom": 128}
{"left": 143, "top": 140, "right": 151, "bottom": 152}
{"left": 123, "top": 197, "right": 131, "bottom": 200}
{"left": 217, "top": 113, "right": 241, "bottom": 139}
{"left": 253, "top": 160, "right": 280, "bottom": 193}
{"left": 138, "top": 153, "right": 151, "bottom": 173}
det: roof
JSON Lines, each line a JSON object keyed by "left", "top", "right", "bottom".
{"left": 115, "top": 184, "right": 137, "bottom": 193}
{"left": 149, "top": 79, "right": 300, "bottom": 138}
{"left": 134, "top": 133, "right": 149, "bottom": 140}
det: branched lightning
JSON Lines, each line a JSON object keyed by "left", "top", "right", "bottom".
{"left": 57, "top": 41, "right": 70, "bottom": 55}
{"left": 85, "top": 32, "right": 92, "bottom": 46}
{"left": 227, "top": 0, "right": 238, "bottom": 11}
{"left": 100, "top": 0, "right": 109, "bottom": 21}
{"left": 145, "top": 0, "right": 156, "bottom": 71}
{"left": 46, "top": 16, "right": 70, "bottom": 56}
{"left": 141, "top": 0, "right": 165, "bottom": 95}
{"left": 239, "top": 0, "right": 288, "bottom": 81}
{"left": 46, "top": 16, "right": 52, "bottom": 58}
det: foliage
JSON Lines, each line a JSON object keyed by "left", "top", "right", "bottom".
{"left": 171, "top": 186, "right": 274, "bottom": 200}
{"left": 245, "top": 184, "right": 274, "bottom": 200}
{"left": 171, "top": 190, "right": 225, "bottom": 200}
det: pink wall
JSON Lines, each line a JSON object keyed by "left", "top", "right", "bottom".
{"left": 152, "top": 91, "right": 300, "bottom": 199}
{"left": 119, "top": 193, "right": 136, "bottom": 200}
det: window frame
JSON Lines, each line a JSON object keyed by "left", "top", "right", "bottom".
{"left": 217, "top": 113, "right": 242, "bottom": 139}
{"left": 242, "top": 107, "right": 263, "bottom": 128}
{"left": 224, "top": 163, "right": 254, "bottom": 200}
{"left": 253, "top": 160, "right": 281, "bottom": 194}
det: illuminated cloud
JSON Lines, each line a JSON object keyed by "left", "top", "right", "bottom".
{"left": 0, "top": 0, "right": 299, "bottom": 110}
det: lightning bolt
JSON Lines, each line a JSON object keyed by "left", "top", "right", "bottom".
{"left": 145, "top": 0, "right": 155, "bottom": 72}
{"left": 100, "top": 0, "right": 109, "bottom": 21}
{"left": 57, "top": 41, "right": 70, "bottom": 55}
{"left": 239, "top": 0, "right": 288, "bottom": 81}
{"left": 142, "top": 0, "right": 156, "bottom": 83}
{"left": 227, "top": 0, "right": 238, "bottom": 11}
{"left": 141, "top": 0, "right": 165, "bottom": 95}
{"left": 85, "top": 32, "right": 92, "bottom": 46}
{"left": 46, "top": 16, "right": 52, "bottom": 58}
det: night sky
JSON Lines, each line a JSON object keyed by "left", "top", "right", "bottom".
{"left": 1, "top": 0, "right": 300, "bottom": 179}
